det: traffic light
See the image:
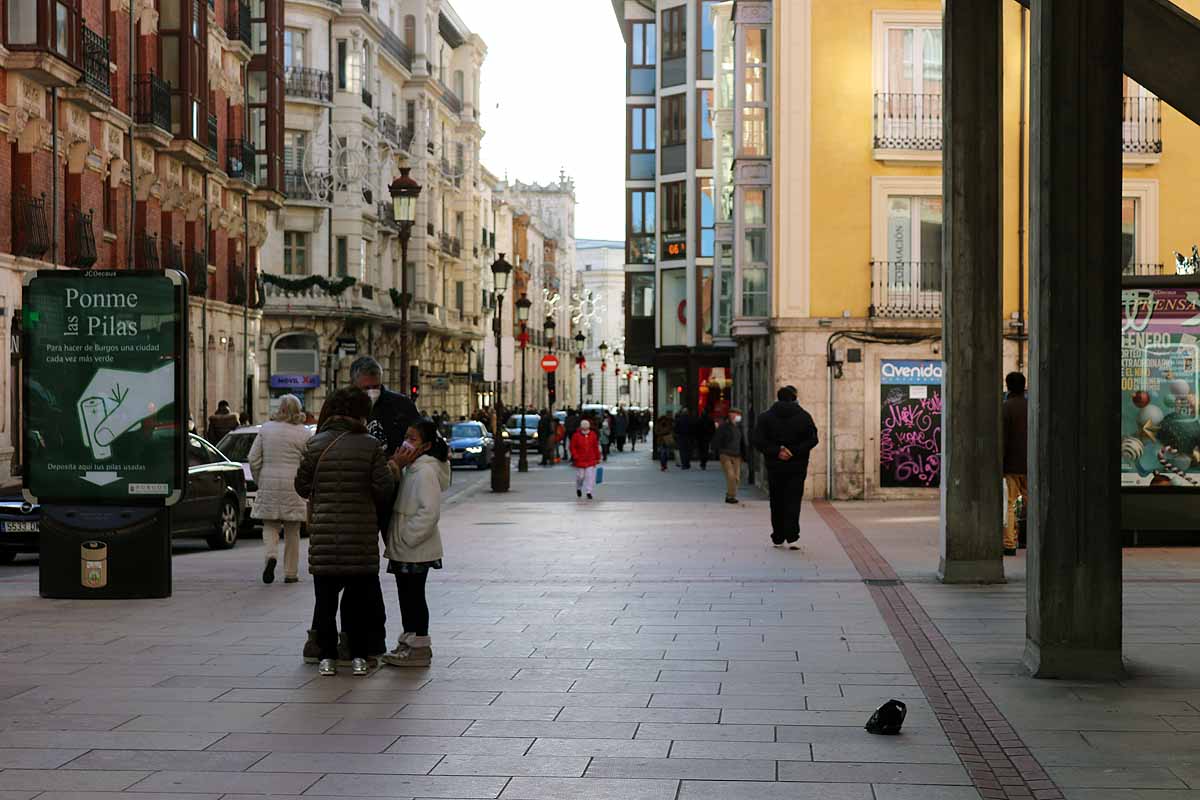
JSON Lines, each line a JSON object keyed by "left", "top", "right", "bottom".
{"left": 547, "top": 371, "right": 557, "bottom": 406}
{"left": 409, "top": 364, "right": 420, "bottom": 401}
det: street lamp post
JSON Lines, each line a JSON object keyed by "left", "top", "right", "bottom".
{"left": 598, "top": 341, "right": 609, "bottom": 408}
{"left": 490, "top": 254, "right": 513, "bottom": 492}
{"left": 613, "top": 348, "right": 622, "bottom": 405}
{"left": 544, "top": 315, "right": 557, "bottom": 410}
{"left": 574, "top": 331, "right": 585, "bottom": 410}
{"left": 516, "top": 293, "right": 531, "bottom": 473}
{"left": 389, "top": 168, "right": 422, "bottom": 392}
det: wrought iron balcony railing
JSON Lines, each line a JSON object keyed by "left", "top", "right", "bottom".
{"left": 438, "top": 80, "right": 462, "bottom": 114}
{"left": 65, "top": 205, "right": 97, "bottom": 268}
{"left": 284, "top": 67, "right": 332, "bottom": 102}
{"left": 284, "top": 169, "right": 331, "bottom": 202}
{"left": 439, "top": 232, "right": 452, "bottom": 252}
{"left": 135, "top": 232, "right": 159, "bottom": 270}
{"left": 229, "top": 266, "right": 247, "bottom": 305}
{"left": 1123, "top": 96, "right": 1162, "bottom": 155}
{"left": 164, "top": 239, "right": 184, "bottom": 271}
{"left": 873, "top": 93, "right": 942, "bottom": 152}
{"left": 869, "top": 261, "right": 942, "bottom": 318}
{"left": 12, "top": 190, "right": 50, "bottom": 260}
{"left": 361, "top": 87, "right": 373, "bottom": 108}
{"left": 226, "top": 139, "right": 255, "bottom": 182}
{"left": 206, "top": 113, "right": 219, "bottom": 160}
{"left": 380, "top": 27, "right": 413, "bottom": 71}
{"left": 226, "top": 0, "right": 251, "bottom": 48}
{"left": 399, "top": 125, "right": 414, "bottom": 151}
{"left": 378, "top": 111, "right": 399, "bottom": 145}
{"left": 188, "top": 251, "right": 208, "bottom": 296}
{"left": 82, "top": 25, "right": 111, "bottom": 97}
{"left": 427, "top": 222, "right": 435, "bottom": 237}
{"left": 1124, "top": 262, "right": 1165, "bottom": 276}
{"left": 134, "top": 73, "right": 171, "bottom": 132}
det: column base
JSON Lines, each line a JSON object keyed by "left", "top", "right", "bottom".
{"left": 1023, "top": 639, "right": 1125, "bottom": 680}
{"left": 938, "top": 557, "right": 1006, "bottom": 584}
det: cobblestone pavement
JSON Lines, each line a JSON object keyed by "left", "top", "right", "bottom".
{"left": 0, "top": 448, "right": 1196, "bottom": 799}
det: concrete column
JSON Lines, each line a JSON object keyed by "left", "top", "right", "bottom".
{"left": 938, "top": 0, "right": 1005, "bottom": 584}
{"left": 1024, "top": 0, "right": 1124, "bottom": 679}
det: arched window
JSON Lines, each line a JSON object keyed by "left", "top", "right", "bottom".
{"left": 403, "top": 15, "right": 415, "bottom": 51}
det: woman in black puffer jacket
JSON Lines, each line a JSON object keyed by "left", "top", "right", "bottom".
{"left": 295, "top": 387, "right": 395, "bottom": 676}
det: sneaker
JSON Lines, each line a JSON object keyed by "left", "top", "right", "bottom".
{"left": 577, "top": 489, "right": 582, "bottom": 498}
{"left": 284, "top": 576, "right": 299, "bottom": 584}
{"left": 725, "top": 497, "right": 738, "bottom": 504}
{"left": 382, "top": 645, "right": 432, "bottom": 668}
{"left": 303, "top": 629, "right": 320, "bottom": 664}
{"left": 318, "top": 658, "right": 336, "bottom": 676}
{"left": 788, "top": 542, "right": 801, "bottom": 551}
{"left": 587, "top": 493, "right": 593, "bottom": 500}
{"left": 262, "top": 557, "right": 276, "bottom": 584}
{"left": 1003, "top": 547, "right": 1017, "bottom": 556}
{"left": 351, "top": 657, "right": 370, "bottom": 676}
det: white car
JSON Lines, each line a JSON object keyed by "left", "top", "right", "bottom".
{"left": 217, "top": 424, "right": 316, "bottom": 526}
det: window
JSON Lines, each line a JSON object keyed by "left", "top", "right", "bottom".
{"left": 742, "top": 188, "right": 768, "bottom": 317}
{"left": 661, "top": 6, "right": 686, "bottom": 87}
{"left": 697, "top": 89, "right": 713, "bottom": 169}
{"left": 699, "top": 0, "right": 715, "bottom": 79}
{"left": 881, "top": 21, "right": 942, "bottom": 96}
{"left": 884, "top": 195, "right": 943, "bottom": 288}
{"left": 716, "top": 241, "right": 733, "bottom": 336}
{"left": 628, "top": 189, "right": 656, "bottom": 265}
{"left": 629, "top": 105, "right": 656, "bottom": 179}
{"left": 283, "top": 231, "right": 308, "bottom": 275}
{"left": 335, "top": 236, "right": 348, "bottom": 276}
{"left": 698, "top": 178, "right": 715, "bottom": 258}
{"left": 1121, "top": 180, "right": 1160, "bottom": 274}
{"left": 740, "top": 27, "right": 769, "bottom": 157}
{"left": 629, "top": 21, "right": 656, "bottom": 95}
{"left": 661, "top": 93, "right": 686, "bottom": 174}
{"left": 336, "top": 39, "right": 347, "bottom": 89}
{"left": 160, "top": 0, "right": 206, "bottom": 141}
{"left": 453, "top": 69, "right": 464, "bottom": 99}
{"left": 662, "top": 181, "right": 686, "bottom": 261}
{"left": 283, "top": 28, "right": 305, "bottom": 68}
{"left": 874, "top": 15, "right": 942, "bottom": 151}
{"left": 661, "top": 267, "right": 687, "bottom": 346}
{"left": 284, "top": 130, "right": 305, "bottom": 171}
{"left": 102, "top": 182, "right": 114, "bottom": 233}
{"left": 1122, "top": 198, "right": 1138, "bottom": 273}
{"left": 455, "top": 280, "right": 465, "bottom": 311}
{"left": 404, "top": 15, "right": 415, "bottom": 50}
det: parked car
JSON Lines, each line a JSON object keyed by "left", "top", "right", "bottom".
{"left": 447, "top": 421, "right": 494, "bottom": 469}
{"left": 502, "top": 414, "right": 542, "bottom": 443}
{"left": 217, "top": 424, "right": 316, "bottom": 526}
{"left": 0, "top": 433, "right": 246, "bottom": 563}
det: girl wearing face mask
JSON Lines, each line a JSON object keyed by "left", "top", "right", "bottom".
{"left": 714, "top": 409, "right": 747, "bottom": 504}
{"left": 569, "top": 417, "right": 602, "bottom": 499}
{"left": 381, "top": 418, "right": 451, "bottom": 667}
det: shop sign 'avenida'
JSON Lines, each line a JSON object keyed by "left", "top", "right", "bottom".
{"left": 23, "top": 270, "right": 187, "bottom": 506}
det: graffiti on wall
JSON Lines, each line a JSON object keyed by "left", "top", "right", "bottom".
{"left": 879, "top": 360, "right": 943, "bottom": 489}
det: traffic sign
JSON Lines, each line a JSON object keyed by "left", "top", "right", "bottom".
{"left": 23, "top": 270, "right": 187, "bottom": 506}
{"left": 540, "top": 354, "right": 559, "bottom": 373}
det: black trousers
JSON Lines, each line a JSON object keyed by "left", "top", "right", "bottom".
{"left": 311, "top": 570, "right": 386, "bottom": 655}
{"left": 697, "top": 438, "right": 711, "bottom": 467}
{"left": 677, "top": 435, "right": 692, "bottom": 468}
{"left": 312, "top": 574, "right": 378, "bottom": 660}
{"left": 394, "top": 569, "right": 431, "bottom": 637}
{"left": 766, "top": 470, "right": 806, "bottom": 543}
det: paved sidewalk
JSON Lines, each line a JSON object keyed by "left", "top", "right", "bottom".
{"left": 0, "top": 450, "right": 1194, "bottom": 799}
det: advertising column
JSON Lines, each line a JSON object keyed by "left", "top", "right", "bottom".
{"left": 23, "top": 270, "right": 187, "bottom": 598}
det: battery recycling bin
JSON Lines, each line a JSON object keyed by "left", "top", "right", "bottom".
{"left": 39, "top": 505, "right": 171, "bottom": 599}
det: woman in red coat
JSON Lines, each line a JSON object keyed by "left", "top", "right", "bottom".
{"left": 569, "top": 418, "right": 602, "bottom": 499}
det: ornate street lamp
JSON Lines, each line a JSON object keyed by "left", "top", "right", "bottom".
{"left": 515, "top": 293, "right": 532, "bottom": 473}
{"left": 544, "top": 315, "right": 557, "bottom": 409}
{"left": 574, "top": 331, "right": 586, "bottom": 409}
{"left": 389, "top": 167, "right": 422, "bottom": 390}
{"left": 613, "top": 348, "right": 622, "bottom": 405}
{"left": 489, "top": 253, "right": 513, "bottom": 492}
{"left": 598, "top": 341, "right": 609, "bottom": 407}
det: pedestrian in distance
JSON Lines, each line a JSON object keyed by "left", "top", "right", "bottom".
{"left": 248, "top": 394, "right": 312, "bottom": 584}
{"left": 696, "top": 408, "right": 717, "bottom": 470}
{"left": 570, "top": 418, "right": 602, "bottom": 499}
{"left": 206, "top": 400, "right": 239, "bottom": 445}
{"left": 1002, "top": 372, "right": 1028, "bottom": 557}
{"left": 674, "top": 407, "right": 694, "bottom": 469}
{"left": 654, "top": 412, "right": 675, "bottom": 471}
{"left": 564, "top": 410, "right": 580, "bottom": 461}
{"left": 613, "top": 408, "right": 629, "bottom": 452}
{"left": 753, "top": 386, "right": 819, "bottom": 549}
{"left": 713, "top": 408, "right": 747, "bottom": 504}
{"left": 382, "top": 418, "right": 451, "bottom": 668}
{"left": 537, "top": 410, "right": 557, "bottom": 467}
{"left": 295, "top": 387, "right": 395, "bottom": 677}
{"left": 599, "top": 413, "right": 612, "bottom": 461}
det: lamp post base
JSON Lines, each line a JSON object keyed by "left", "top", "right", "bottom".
{"left": 491, "top": 442, "right": 510, "bottom": 492}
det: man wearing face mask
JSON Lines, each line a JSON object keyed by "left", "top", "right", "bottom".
{"left": 713, "top": 409, "right": 747, "bottom": 504}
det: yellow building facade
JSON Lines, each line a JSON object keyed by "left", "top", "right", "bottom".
{"left": 728, "top": 0, "right": 1200, "bottom": 499}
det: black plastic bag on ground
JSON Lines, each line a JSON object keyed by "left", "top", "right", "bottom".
{"left": 865, "top": 699, "right": 907, "bottom": 735}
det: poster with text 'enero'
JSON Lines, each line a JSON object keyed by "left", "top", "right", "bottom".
{"left": 23, "top": 270, "right": 187, "bottom": 505}
{"left": 880, "top": 359, "right": 943, "bottom": 489}
{"left": 1121, "top": 287, "right": 1200, "bottom": 488}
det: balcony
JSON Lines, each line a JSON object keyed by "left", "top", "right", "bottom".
{"left": 439, "top": 232, "right": 452, "bottom": 252}
{"left": 226, "top": 138, "right": 256, "bottom": 184}
{"left": 134, "top": 73, "right": 172, "bottom": 144}
{"left": 205, "top": 113, "right": 219, "bottom": 161}
{"left": 284, "top": 169, "right": 331, "bottom": 203}
{"left": 12, "top": 190, "right": 50, "bottom": 259}
{"left": 285, "top": 67, "right": 332, "bottom": 102}
{"left": 229, "top": 267, "right": 247, "bottom": 305}
{"left": 869, "top": 261, "right": 942, "bottom": 319}
{"left": 4, "top": 0, "right": 83, "bottom": 86}
{"left": 437, "top": 80, "right": 462, "bottom": 115}
{"left": 135, "top": 232, "right": 159, "bottom": 270}
{"left": 361, "top": 87, "right": 373, "bottom": 108}
{"left": 226, "top": 0, "right": 251, "bottom": 50}
{"left": 380, "top": 27, "right": 413, "bottom": 71}
{"left": 1124, "top": 262, "right": 1165, "bottom": 276}
{"left": 873, "top": 93, "right": 942, "bottom": 160}
{"left": 360, "top": 0, "right": 370, "bottom": 12}
{"left": 163, "top": 239, "right": 184, "bottom": 272}
{"left": 187, "top": 251, "right": 208, "bottom": 296}
{"left": 65, "top": 205, "right": 97, "bottom": 268}
{"left": 399, "top": 126, "right": 414, "bottom": 152}
{"left": 378, "top": 111, "right": 399, "bottom": 145}
{"left": 1123, "top": 96, "right": 1162, "bottom": 158}
{"left": 81, "top": 25, "right": 110, "bottom": 95}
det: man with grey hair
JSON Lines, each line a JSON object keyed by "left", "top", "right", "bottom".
{"left": 350, "top": 356, "right": 421, "bottom": 458}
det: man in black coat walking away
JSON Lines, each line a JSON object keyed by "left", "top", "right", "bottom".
{"left": 696, "top": 409, "right": 717, "bottom": 470}
{"left": 753, "top": 386, "right": 819, "bottom": 549}
{"left": 674, "top": 407, "right": 694, "bottom": 469}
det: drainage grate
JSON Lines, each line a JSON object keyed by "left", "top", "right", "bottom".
{"left": 863, "top": 578, "right": 901, "bottom": 586}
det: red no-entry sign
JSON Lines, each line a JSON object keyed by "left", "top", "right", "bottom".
{"left": 540, "top": 354, "right": 559, "bottom": 373}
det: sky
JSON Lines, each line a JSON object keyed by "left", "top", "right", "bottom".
{"left": 449, "top": 0, "right": 627, "bottom": 242}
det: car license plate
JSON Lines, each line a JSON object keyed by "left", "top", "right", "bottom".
{"left": 452, "top": 452, "right": 464, "bottom": 460}
{"left": 3, "top": 521, "right": 38, "bottom": 533}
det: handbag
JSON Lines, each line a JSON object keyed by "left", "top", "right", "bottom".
{"left": 306, "top": 432, "right": 350, "bottom": 524}
{"left": 595, "top": 466, "right": 604, "bottom": 485}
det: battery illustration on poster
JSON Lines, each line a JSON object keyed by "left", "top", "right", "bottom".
{"left": 1121, "top": 287, "right": 1200, "bottom": 487}
{"left": 879, "top": 359, "right": 943, "bottom": 489}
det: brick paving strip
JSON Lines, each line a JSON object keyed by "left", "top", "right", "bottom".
{"left": 814, "top": 499, "right": 1064, "bottom": 800}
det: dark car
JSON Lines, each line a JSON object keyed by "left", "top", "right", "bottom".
{"left": 0, "top": 494, "right": 40, "bottom": 564}
{"left": 448, "top": 421, "right": 494, "bottom": 469}
{"left": 502, "top": 414, "right": 542, "bottom": 443}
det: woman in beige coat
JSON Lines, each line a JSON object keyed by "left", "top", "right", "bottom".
{"left": 248, "top": 394, "right": 312, "bottom": 584}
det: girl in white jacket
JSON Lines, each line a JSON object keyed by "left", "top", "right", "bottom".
{"left": 382, "top": 417, "right": 451, "bottom": 667}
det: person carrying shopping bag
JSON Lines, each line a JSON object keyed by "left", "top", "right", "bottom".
{"left": 382, "top": 418, "right": 451, "bottom": 668}
{"left": 248, "top": 394, "right": 312, "bottom": 584}
{"left": 570, "top": 418, "right": 602, "bottom": 500}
